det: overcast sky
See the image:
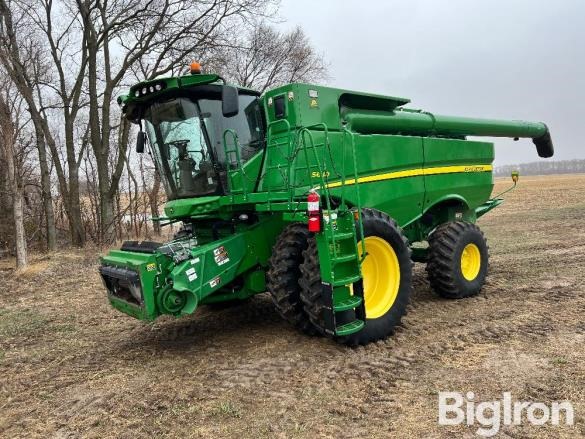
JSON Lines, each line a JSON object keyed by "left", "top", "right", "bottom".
{"left": 279, "top": 0, "right": 584, "bottom": 166}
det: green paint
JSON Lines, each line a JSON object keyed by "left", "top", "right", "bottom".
{"left": 100, "top": 69, "right": 554, "bottom": 337}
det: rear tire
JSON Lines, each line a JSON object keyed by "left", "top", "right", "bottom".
{"left": 267, "top": 223, "right": 316, "bottom": 335}
{"left": 300, "top": 209, "right": 412, "bottom": 345}
{"left": 426, "top": 221, "right": 489, "bottom": 299}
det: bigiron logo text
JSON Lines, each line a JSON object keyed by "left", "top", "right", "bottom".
{"left": 438, "top": 391, "right": 574, "bottom": 437}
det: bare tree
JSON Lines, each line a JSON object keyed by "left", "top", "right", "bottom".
{"left": 1, "top": 0, "right": 331, "bottom": 251}
{"left": 0, "top": 78, "right": 27, "bottom": 267}
{"left": 73, "top": 0, "right": 276, "bottom": 244}
{"left": 213, "top": 22, "right": 329, "bottom": 92}
{"left": 138, "top": 153, "right": 162, "bottom": 236}
{"left": 0, "top": 0, "right": 77, "bottom": 246}
{"left": 30, "top": 57, "right": 57, "bottom": 250}
{"left": 1, "top": 0, "right": 278, "bottom": 245}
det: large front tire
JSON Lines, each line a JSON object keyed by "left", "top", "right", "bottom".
{"left": 267, "top": 223, "right": 316, "bottom": 335}
{"left": 300, "top": 209, "right": 412, "bottom": 345}
{"left": 426, "top": 221, "right": 489, "bottom": 299}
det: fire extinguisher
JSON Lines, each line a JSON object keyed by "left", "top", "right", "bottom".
{"left": 307, "top": 189, "right": 321, "bottom": 233}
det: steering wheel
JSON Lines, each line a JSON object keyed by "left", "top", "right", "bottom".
{"left": 167, "top": 139, "right": 205, "bottom": 161}
{"left": 167, "top": 139, "right": 205, "bottom": 162}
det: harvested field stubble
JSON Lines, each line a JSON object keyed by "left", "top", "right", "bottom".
{"left": 1, "top": 174, "right": 584, "bottom": 438}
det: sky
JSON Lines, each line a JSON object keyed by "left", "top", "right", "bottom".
{"left": 278, "top": 0, "right": 585, "bottom": 166}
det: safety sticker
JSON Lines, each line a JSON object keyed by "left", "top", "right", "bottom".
{"left": 213, "top": 246, "right": 230, "bottom": 266}
{"left": 323, "top": 212, "right": 338, "bottom": 230}
{"left": 209, "top": 276, "right": 221, "bottom": 288}
{"left": 187, "top": 272, "right": 198, "bottom": 282}
{"left": 186, "top": 268, "right": 196, "bottom": 276}
{"left": 190, "top": 257, "right": 200, "bottom": 265}
{"left": 146, "top": 263, "right": 157, "bottom": 272}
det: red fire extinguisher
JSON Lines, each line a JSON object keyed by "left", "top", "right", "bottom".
{"left": 307, "top": 190, "right": 321, "bottom": 232}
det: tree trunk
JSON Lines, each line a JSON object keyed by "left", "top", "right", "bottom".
{"left": 94, "top": 116, "right": 130, "bottom": 245}
{"left": 63, "top": 115, "right": 85, "bottom": 247}
{"left": 33, "top": 121, "right": 56, "bottom": 250}
{"left": 12, "top": 186, "right": 27, "bottom": 268}
{"left": 68, "top": 168, "right": 85, "bottom": 247}
{"left": 0, "top": 161, "right": 11, "bottom": 246}
{"left": 95, "top": 152, "right": 115, "bottom": 244}
{"left": 0, "top": 96, "right": 27, "bottom": 268}
{"left": 149, "top": 173, "right": 162, "bottom": 236}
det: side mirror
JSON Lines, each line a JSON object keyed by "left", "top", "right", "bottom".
{"left": 222, "top": 86, "right": 239, "bottom": 118}
{"left": 136, "top": 131, "right": 146, "bottom": 153}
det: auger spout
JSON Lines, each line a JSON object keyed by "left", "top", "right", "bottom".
{"left": 345, "top": 109, "right": 554, "bottom": 158}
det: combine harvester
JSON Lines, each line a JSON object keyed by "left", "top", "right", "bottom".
{"left": 99, "top": 63, "right": 554, "bottom": 345}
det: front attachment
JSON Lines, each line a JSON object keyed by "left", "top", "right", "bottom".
{"left": 99, "top": 233, "right": 249, "bottom": 321}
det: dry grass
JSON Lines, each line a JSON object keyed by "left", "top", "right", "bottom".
{"left": 1, "top": 174, "right": 585, "bottom": 438}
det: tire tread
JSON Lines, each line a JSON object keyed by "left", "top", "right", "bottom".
{"left": 267, "top": 223, "right": 316, "bottom": 335}
{"left": 426, "top": 221, "right": 489, "bottom": 299}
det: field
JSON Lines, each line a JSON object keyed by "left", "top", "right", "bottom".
{"left": 1, "top": 174, "right": 585, "bottom": 438}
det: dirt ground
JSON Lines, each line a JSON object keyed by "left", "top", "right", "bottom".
{"left": 1, "top": 174, "right": 585, "bottom": 438}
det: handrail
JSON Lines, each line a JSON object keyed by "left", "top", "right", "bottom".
{"left": 342, "top": 127, "right": 366, "bottom": 261}
{"left": 265, "top": 119, "right": 293, "bottom": 190}
{"left": 298, "top": 124, "right": 350, "bottom": 261}
{"left": 296, "top": 124, "right": 329, "bottom": 185}
{"left": 222, "top": 129, "right": 247, "bottom": 198}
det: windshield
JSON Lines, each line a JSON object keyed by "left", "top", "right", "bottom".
{"left": 143, "top": 92, "right": 263, "bottom": 199}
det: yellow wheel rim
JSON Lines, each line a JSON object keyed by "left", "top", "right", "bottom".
{"left": 460, "top": 243, "right": 481, "bottom": 281}
{"left": 357, "top": 236, "right": 401, "bottom": 319}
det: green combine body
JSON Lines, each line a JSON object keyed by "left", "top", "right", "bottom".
{"left": 99, "top": 67, "right": 554, "bottom": 344}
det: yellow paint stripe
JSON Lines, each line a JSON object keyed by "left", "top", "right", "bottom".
{"left": 326, "top": 164, "right": 492, "bottom": 188}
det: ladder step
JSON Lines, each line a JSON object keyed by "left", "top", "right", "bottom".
{"left": 333, "top": 295, "right": 362, "bottom": 312}
{"left": 332, "top": 232, "right": 355, "bottom": 241}
{"left": 331, "top": 274, "right": 361, "bottom": 287}
{"left": 331, "top": 254, "right": 358, "bottom": 264}
{"left": 336, "top": 319, "right": 365, "bottom": 336}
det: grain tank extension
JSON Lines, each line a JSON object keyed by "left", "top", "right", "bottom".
{"left": 99, "top": 65, "right": 554, "bottom": 345}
